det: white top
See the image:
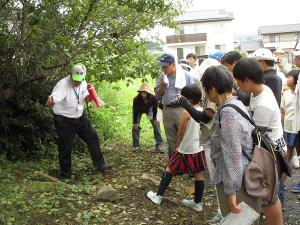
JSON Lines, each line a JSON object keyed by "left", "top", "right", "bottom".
{"left": 250, "top": 85, "right": 283, "bottom": 142}
{"left": 293, "top": 77, "right": 300, "bottom": 133}
{"left": 281, "top": 89, "right": 296, "bottom": 133}
{"left": 178, "top": 106, "right": 203, "bottom": 154}
{"left": 189, "top": 66, "right": 200, "bottom": 81}
{"left": 51, "top": 76, "right": 89, "bottom": 118}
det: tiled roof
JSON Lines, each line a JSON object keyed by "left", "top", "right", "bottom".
{"left": 176, "top": 9, "right": 234, "bottom": 24}
{"left": 259, "top": 23, "right": 300, "bottom": 34}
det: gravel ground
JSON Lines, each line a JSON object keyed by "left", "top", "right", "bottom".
{"left": 284, "top": 167, "right": 300, "bottom": 225}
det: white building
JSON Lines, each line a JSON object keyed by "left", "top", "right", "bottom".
{"left": 164, "top": 9, "right": 234, "bottom": 61}
{"left": 259, "top": 23, "right": 300, "bottom": 62}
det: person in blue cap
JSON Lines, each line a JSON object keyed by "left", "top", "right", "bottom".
{"left": 208, "top": 49, "right": 224, "bottom": 61}
{"left": 155, "top": 53, "right": 194, "bottom": 156}
{"left": 46, "top": 64, "right": 109, "bottom": 179}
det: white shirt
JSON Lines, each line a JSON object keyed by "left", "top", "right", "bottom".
{"left": 178, "top": 106, "right": 203, "bottom": 154}
{"left": 281, "top": 89, "right": 296, "bottom": 133}
{"left": 250, "top": 85, "right": 283, "bottom": 142}
{"left": 51, "top": 76, "right": 89, "bottom": 118}
{"left": 293, "top": 76, "right": 300, "bottom": 133}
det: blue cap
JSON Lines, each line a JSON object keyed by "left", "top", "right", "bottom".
{"left": 158, "top": 54, "right": 175, "bottom": 67}
{"left": 208, "top": 50, "right": 224, "bottom": 60}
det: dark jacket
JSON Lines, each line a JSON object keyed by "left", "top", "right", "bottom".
{"left": 132, "top": 94, "right": 158, "bottom": 123}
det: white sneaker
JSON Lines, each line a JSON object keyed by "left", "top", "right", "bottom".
{"left": 147, "top": 191, "right": 162, "bottom": 204}
{"left": 291, "top": 155, "right": 300, "bottom": 169}
{"left": 182, "top": 199, "right": 203, "bottom": 212}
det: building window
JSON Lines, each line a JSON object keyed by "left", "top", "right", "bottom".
{"left": 177, "top": 48, "right": 184, "bottom": 60}
{"left": 195, "top": 45, "right": 206, "bottom": 56}
{"left": 176, "top": 26, "right": 184, "bottom": 35}
{"left": 215, "top": 44, "right": 226, "bottom": 52}
{"left": 270, "top": 34, "right": 280, "bottom": 43}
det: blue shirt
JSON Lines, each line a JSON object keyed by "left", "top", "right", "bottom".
{"left": 155, "top": 71, "right": 194, "bottom": 105}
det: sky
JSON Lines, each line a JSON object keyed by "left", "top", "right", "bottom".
{"left": 188, "top": 0, "right": 300, "bottom": 35}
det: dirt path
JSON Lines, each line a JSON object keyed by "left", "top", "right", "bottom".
{"left": 1, "top": 144, "right": 299, "bottom": 224}
{"left": 284, "top": 168, "right": 300, "bottom": 225}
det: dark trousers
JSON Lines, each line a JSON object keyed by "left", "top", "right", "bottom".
{"left": 54, "top": 113, "right": 105, "bottom": 178}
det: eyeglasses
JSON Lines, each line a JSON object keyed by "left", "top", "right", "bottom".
{"left": 75, "top": 71, "right": 85, "bottom": 75}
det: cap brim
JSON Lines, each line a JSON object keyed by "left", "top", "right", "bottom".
{"left": 72, "top": 74, "right": 85, "bottom": 81}
{"left": 158, "top": 61, "right": 171, "bottom": 67}
{"left": 252, "top": 56, "right": 275, "bottom": 61}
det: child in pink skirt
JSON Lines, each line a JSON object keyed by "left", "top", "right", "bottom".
{"left": 147, "top": 84, "right": 207, "bottom": 211}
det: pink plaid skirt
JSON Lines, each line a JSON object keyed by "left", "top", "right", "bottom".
{"left": 168, "top": 149, "right": 207, "bottom": 176}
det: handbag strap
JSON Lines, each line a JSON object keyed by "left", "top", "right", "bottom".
{"left": 219, "top": 104, "right": 255, "bottom": 161}
{"left": 219, "top": 103, "right": 255, "bottom": 126}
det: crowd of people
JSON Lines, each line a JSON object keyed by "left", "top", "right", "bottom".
{"left": 46, "top": 48, "right": 300, "bottom": 224}
{"left": 146, "top": 49, "right": 300, "bottom": 224}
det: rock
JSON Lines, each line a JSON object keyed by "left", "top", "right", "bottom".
{"left": 96, "top": 185, "right": 118, "bottom": 201}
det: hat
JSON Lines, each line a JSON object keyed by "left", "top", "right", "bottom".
{"left": 158, "top": 54, "right": 175, "bottom": 67}
{"left": 252, "top": 48, "right": 275, "bottom": 61}
{"left": 208, "top": 49, "right": 224, "bottom": 60}
{"left": 294, "top": 51, "right": 300, "bottom": 57}
{"left": 137, "top": 83, "right": 152, "bottom": 94}
{"left": 72, "top": 64, "right": 86, "bottom": 81}
{"left": 179, "top": 59, "right": 191, "bottom": 71}
{"left": 198, "top": 58, "right": 220, "bottom": 79}
{"left": 274, "top": 48, "right": 284, "bottom": 54}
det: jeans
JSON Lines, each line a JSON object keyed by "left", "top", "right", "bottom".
{"left": 132, "top": 110, "right": 163, "bottom": 148}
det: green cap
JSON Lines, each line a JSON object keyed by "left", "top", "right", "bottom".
{"left": 72, "top": 64, "right": 86, "bottom": 81}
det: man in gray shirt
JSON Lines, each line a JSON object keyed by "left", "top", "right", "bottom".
{"left": 155, "top": 54, "right": 194, "bottom": 156}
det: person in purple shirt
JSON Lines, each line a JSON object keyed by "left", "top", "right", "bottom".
{"left": 132, "top": 83, "right": 163, "bottom": 152}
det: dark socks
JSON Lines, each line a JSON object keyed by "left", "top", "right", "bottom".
{"left": 157, "top": 171, "right": 173, "bottom": 196}
{"left": 194, "top": 180, "right": 205, "bottom": 203}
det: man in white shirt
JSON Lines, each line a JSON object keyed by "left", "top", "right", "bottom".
{"left": 46, "top": 64, "right": 109, "bottom": 179}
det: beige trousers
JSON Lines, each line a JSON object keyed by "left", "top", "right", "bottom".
{"left": 162, "top": 106, "right": 184, "bottom": 154}
{"left": 216, "top": 181, "right": 262, "bottom": 225}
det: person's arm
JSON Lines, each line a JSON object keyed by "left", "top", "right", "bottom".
{"left": 152, "top": 96, "right": 158, "bottom": 121}
{"left": 132, "top": 97, "right": 139, "bottom": 124}
{"left": 176, "top": 110, "right": 190, "bottom": 148}
{"left": 280, "top": 108, "right": 285, "bottom": 127}
{"left": 46, "top": 80, "right": 67, "bottom": 105}
{"left": 154, "top": 74, "right": 167, "bottom": 97}
{"left": 178, "top": 96, "right": 212, "bottom": 123}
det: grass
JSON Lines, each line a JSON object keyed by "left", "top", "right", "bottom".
{"left": 94, "top": 76, "right": 164, "bottom": 149}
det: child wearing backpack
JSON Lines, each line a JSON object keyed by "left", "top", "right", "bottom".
{"left": 146, "top": 84, "right": 207, "bottom": 211}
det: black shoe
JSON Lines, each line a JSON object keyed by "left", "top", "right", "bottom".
{"left": 94, "top": 164, "right": 111, "bottom": 174}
